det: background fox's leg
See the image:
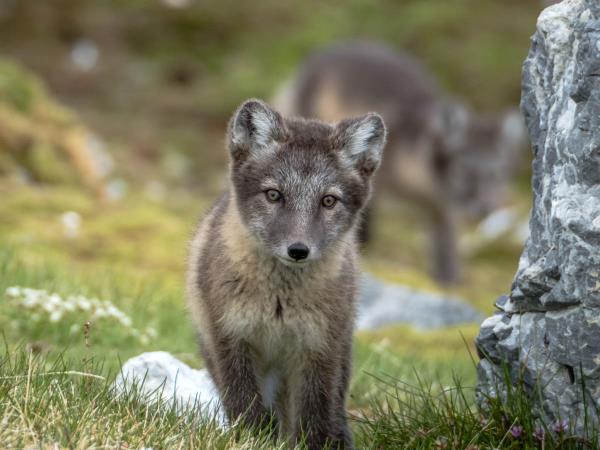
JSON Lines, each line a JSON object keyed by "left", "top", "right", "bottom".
{"left": 387, "top": 158, "right": 460, "bottom": 284}
{"left": 430, "top": 208, "right": 459, "bottom": 284}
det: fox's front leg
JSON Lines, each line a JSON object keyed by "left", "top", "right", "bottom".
{"left": 296, "top": 356, "right": 352, "bottom": 450}
{"left": 213, "top": 337, "right": 272, "bottom": 429}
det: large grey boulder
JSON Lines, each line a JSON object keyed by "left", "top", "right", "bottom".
{"left": 476, "top": 0, "right": 600, "bottom": 435}
{"left": 358, "top": 275, "right": 482, "bottom": 330}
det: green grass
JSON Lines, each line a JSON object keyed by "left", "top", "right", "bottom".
{"left": 0, "top": 349, "right": 279, "bottom": 449}
{"left": 355, "top": 373, "right": 599, "bottom": 449}
{"left": 2, "top": 337, "right": 596, "bottom": 448}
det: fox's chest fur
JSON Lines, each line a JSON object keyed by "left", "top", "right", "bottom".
{"left": 219, "top": 261, "right": 332, "bottom": 363}
{"left": 187, "top": 197, "right": 355, "bottom": 371}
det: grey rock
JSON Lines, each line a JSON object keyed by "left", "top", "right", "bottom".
{"left": 476, "top": 0, "right": 600, "bottom": 436}
{"left": 113, "top": 351, "right": 226, "bottom": 426}
{"left": 475, "top": 314, "right": 504, "bottom": 363}
{"left": 546, "top": 307, "right": 600, "bottom": 377}
{"left": 358, "top": 275, "right": 482, "bottom": 330}
{"left": 476, "top": 358, "right": 504, "bottom": 407}
{"left": 493, "top": 295, "right": 510, "bottom": 311}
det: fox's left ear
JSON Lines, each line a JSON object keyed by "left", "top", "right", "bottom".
{"left": 333, "top": 113, "right": 386, "bottom": 178}
{"left": 228, "top": 99, "right": 288, "bottom": 163}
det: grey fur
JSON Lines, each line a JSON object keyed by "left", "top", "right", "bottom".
{"left": 276, "top": 40, "right": 525, "bottom": 283}
{"left": 187, "top": 99, "right": 385, "bottom": 449}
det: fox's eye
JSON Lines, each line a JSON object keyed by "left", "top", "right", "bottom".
{"left": 321, "top": 195, "right": 337, "bottom": 209}
{"left": 265, "top": 189, "right": 282, "bottom": 203}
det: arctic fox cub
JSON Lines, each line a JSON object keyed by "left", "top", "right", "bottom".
{"left": 187, "top": 99, "right": 385, "bottom": 449}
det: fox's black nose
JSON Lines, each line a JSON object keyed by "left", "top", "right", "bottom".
{"left": 287, "top": 243, "right": 310, "bottom": 261}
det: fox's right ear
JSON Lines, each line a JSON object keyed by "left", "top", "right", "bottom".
{"left": 228, "top": 99, "right": 288, "bottom": 163}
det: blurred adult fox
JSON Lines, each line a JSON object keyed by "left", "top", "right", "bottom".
{"left": 187, "top": 99, "right": 386, "bottom": 449}
{"left": 275, "top": 41, "right": 524, "bottom": 283}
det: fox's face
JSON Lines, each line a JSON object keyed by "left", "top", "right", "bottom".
{"left": 228, "top": 99, "right": 385, "bottom": 265}
{"left": 437, "top": 105, "right": 525, "bottom": 219}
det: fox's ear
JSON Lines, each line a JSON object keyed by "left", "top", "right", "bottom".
{"left": 228, "top": 99, "right": 288, "bottom": 162}
{"left": 333, "top": 113, "right": 386, "bottom": 177}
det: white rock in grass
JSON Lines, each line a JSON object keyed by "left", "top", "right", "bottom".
{"left": 113, "top": 351, "right": 226, "bottom": 426}
{"left": 70, "top": 38, "right": 99, "bottom": 72}
{"left": 60, "top": 211, "right": 81, "bottom": 239}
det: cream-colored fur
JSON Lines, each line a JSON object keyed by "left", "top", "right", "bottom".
{"left": 187, "top": 99, "right": 374, "bottom": 449}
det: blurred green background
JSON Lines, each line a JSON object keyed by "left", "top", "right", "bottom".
{"left": 0, "top": 0, "right": 544, "bottom": 396}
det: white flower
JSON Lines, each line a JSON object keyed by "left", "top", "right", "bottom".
{"left": 10, "top": 286, "right": 142, "bottom": 339}
{"left": 60, "top": 211, "right": 81, "bottom": 239}
{"left": 43, "top": 303, "right": 56, "bottom": 313}
{"left": 63, "top": 298, "right": 76, "bottom": 312}
{"left": 22, "top": 296, "right": 39, "bottom": 308}
{"left": 77, "top": 297, "right": 92, "bottom": 311}
{"left": 6, "top": 286, "right": 21, "bottom": 297}
{"left": 48, "top": 294, "right": 63, "bottom": 307}
{"left": 106, "top": 305, "right": 121, "bottom": 318}
{"left": 49, "top": 310, "right": 63, "bottom": 323}
{"left": 145, "top": 327, "right": 157, "bottom": 339}
{"left": 23, "top": 288, "right": 43, "bottom": 305}
{"left": 119, "top": 315, "right": 133, "bottom": 327}
{"left": 93, "top": 307, "right": 107, "bottom": 319}
{"left": 43, "top": 297, "right": 61, "bottom": 313}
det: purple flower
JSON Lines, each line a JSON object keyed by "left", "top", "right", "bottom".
{"left": 552, "top": 418, "right": 569, "bottom": 433}
{"left": 434, "top": 437, "right": 448, "bottom": 450}
{"left": 510, "top": 425, "right": 523, "bottom": 438}
{"left": 533, "top": 426, "right": 545, "bottom": 441}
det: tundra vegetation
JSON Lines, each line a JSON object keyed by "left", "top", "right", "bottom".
{"left": 0, "top": 0, "right": 592, "bottom": 448}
